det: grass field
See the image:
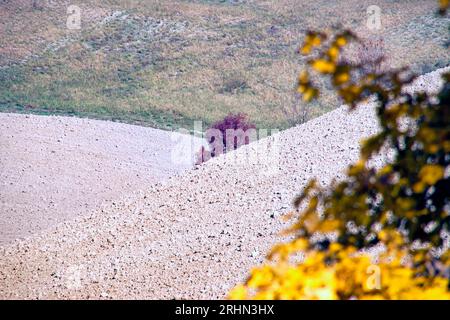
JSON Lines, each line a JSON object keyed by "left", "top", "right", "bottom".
{"left": 0, "top": 0, "right": 448, "bottom": 130}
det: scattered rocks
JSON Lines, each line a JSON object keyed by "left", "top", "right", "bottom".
{"left": 0, "top": 115, "right": 201, "bottom": 244}
{"left": 0, "top": 68, "right": 447, "bottom": 299}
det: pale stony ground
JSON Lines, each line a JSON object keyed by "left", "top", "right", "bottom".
{"left": 0, "top": 68, "right": 447, "bottom": 299}
{"left": 0, "top": 115, "right": 202, "bottom": 244}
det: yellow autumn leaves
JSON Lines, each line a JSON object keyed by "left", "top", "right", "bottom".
{"left": 229, "top": 244, "right": 450, "bottom": 300}
{"left": 413, "top": 165, "right": 445, "bottom": 193}
{"left": 311, "top": 59, "right": 336, "bottom": 74}
{"left": 229, "top": 1, "right": 449, "bottom": 301}
{"left": 300, "top": 31, "right": 325, "bottom": 55}
{"left": 297, "top": 70, "right": 318, "bottom": 102}
{"left": 296, "top": 31, "right": 356, "bottom": 103}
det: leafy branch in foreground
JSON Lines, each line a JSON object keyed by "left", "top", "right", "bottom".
{"left": 230, "top": 2, "right": 449, "bottom": 300}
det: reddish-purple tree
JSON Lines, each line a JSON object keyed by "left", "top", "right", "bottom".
{"left": 196, "top": 113, "right": 256, "bottom": 164}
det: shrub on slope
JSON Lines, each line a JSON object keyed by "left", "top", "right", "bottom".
{"left": 196, "top": 113, "right": 256, "bottom": 164}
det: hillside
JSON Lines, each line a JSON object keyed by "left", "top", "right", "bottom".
{"left": 1, "top": 0, "right": 448, "bottom": 129}
{"left": 0, "top": 67, "right": 446, "bottom": 300}
{"left": 0, "top": 113, "right": 201, "bottom": 244}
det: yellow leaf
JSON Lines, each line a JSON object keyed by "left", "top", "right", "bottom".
{"left": 311, "top": 59, "right": 336, "bottom": 74}
{"left": 348, "top": 160, "right": 365, "bottom": 175}
{"left": 333, "top": 71, "right": 350, "bottom": 85}
{"left": 427, "top": 144, "right": 439, "bottom": 154}
{"left": 413, "top": 182, "right": 425, "bottom": 193}
{"left": 300, "top": 44, "right": 312, "bottom": 55}
{"left": 311, "top": 35, "right": 322, "bottom": 47}
{"left": 302, "top": 87, "right": 318, "bottom": 102}
{"left": 335, "top": 36, "right": 347, "bottom": 47}
{"left": 396, "top": 198, "right": 414, "bottom": 210}
{"left": 305, "top": 33, "right": 323, "bottom": 47}
{"left": 298, "top": 70, "right": 309, "bottom": 84}
{"left": 419, "top": 165, "right": 445, "bottom": 185}
{"left": 297, "top": 84, "right": 307, "bottom": 94}
{"left": 301, "top": 33, "right": 323, "bottom": 55}
{"left": 327, "top": 46, "right": 340, "bottom": 62}
{"left": 228, "top": 285, "right": 248, "bottom": 299}
{"left": 318, "top": 219, "right": 342, "bottom": 232}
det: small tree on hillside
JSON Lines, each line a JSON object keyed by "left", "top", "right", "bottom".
{"left": 196, "top": 113, "right": 256, "bottom": 164}
{"left": 281, "top": 93, "right": 311, "bottom": 126}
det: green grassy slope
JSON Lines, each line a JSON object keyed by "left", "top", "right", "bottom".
{"left": 0, "top": 0, "right": 448, "bottom": 130}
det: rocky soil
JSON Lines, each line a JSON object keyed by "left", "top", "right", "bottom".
{"left": 0, "top": 114, "right": 201, "bottom": 244}
{"left": 0, "top": 68, "right": 447, "bottom": 299}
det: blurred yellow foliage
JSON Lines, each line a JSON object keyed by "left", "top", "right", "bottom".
{"left": 229, "top": 245, "right": 450, "bottom": 300}
{"left": 230, "top": 1, "right": 449, "bottom": 300}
